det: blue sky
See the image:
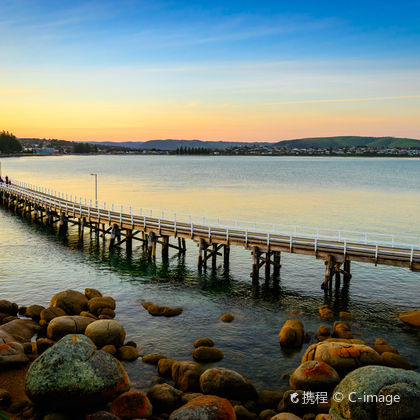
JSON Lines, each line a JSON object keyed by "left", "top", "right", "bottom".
{"left": 1, "top": 0, "right": 419, "bottom": 140}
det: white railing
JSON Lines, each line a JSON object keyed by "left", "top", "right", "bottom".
{"left": 2, "top": 180, "right": 420, "bottom": 255}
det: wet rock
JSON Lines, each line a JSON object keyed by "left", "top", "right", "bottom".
{"left": 290, "top": 361, "right": 340, "bottom": 391}
{"left": 192, "top": 346, "right": 224, "bottom": 362}
{"left": 200, "top": 367, "right": 257, "bottom": 401}
{"left": 329, "top": 365, "right": 420, "bottom": 420}
{"left": 221, "top": 313, "right": 234, "bottom": 322}
{"left": 1, "top": 315, "right": 17, "bottom": 324}
{"left": 124, "top": 340, "right": 137, "bottom": 348}
{"left": 111, "top": 390, "right": 153, "bottom": 418}
{"left": 234, "top": 404, "right": 257, "bottom": 419}
{"left": 172, "top": 361, "right": 204, "bottom": 392}
{"left": 86, "top": 411, "right": 121, "bottom": 420}
{"left": 143, "top": 353, "right": 167, "bottom": 364}
{"left": 0, "top": 388, "right": 11, "bottom": 407}
{"left": 85, "top": 319, "right": 126, "bottom": 348}
{"left": 36, "top": 337, "right": 55, "bottom": 354}
{"left": 259, "top": 409, "right": 277, "bottom": 420}
{"left": 99, "top": 307, "right": 116, "bottom": 319}
{"left": 318, "top": 305, "right": 333, "bottom": 319}
{"left": 25, "top": 334, "right": 130, "bottom": 410}
{"left": 88, "top": 297, "right": 116, "bottom": 316}
{"left": 101, "top": 344, "right": 117, "bottom": 356}
{"left": 169, "top": 395, "right": 235, "bottom": 420}
{"left": 158, "top": 358, "right": 176, "bottom": 377}
{"left": 0, "top": 318, "right": 41, "bottom": 343}
{"left": 0, "top": 300, "right": 18, "bottom": 316}
{"left": 25, "top": 304, "right": 46, "bottom": 321}
{"left": 373, "top": 343, "right": 399, "bottom": 355}
{"left": 339, "top": 311, "right": 355, "bottom": 319}
{"left": 398, "top": 310, "right": 420, "bottom": 328}
{"left": 0, "top": 341, "right": 28, "bottom": 366}
{"left": 50, "top": 290, "right": 88, "bottom": 315}
{"left": 270, "top": 414, "right": 303, "bottom": 420}
{"left": 381, "top": 351, "right": 417, "bottom": 370}
{"left": 279, "top": 319, "right": 305, "bottom": 348}
{"left": 144, "top": 303, "right": 183, "bottom": 317}
{"left": 193, "top": 338, "right": 214, "bottom": 348}
{"left": 324, "top": 337, "right": 365, "bottom": 345}
{"left": 147, "top": 383, "right": 183, "bottom": 413}
{"left": 85, "top": 288, "right": 103, "bottom": 300}
{"left": 332, "top": 321, "right": 352, "bottom": 339}
{"left": 181, "top": 392, "right": 203, "bottom": 404}
{"left": 40, "top": 307, "right": 67, "bottom": 323}
{"left": 47, "top": 315, "right": 95, "bottom": 341}
{"left": 256, "top": 389, "right": 284, "bottom": 409}
{"left": 80, "top": 311, "right": 98, "bottom": 320}
{"left": 315, "top": 325, "right": 331, "bottom": 342}
{"left": 302, "top": 341, "right": 382, "bottom": 373}
{"left": 117, "top": 345, "right": 139, "bottom": 361}
{"left": 18, "top": 306, "right": 27, "bottom": 315}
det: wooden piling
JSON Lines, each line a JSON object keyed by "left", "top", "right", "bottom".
{"left": 251, "top": 246, "right": 260, "bottom": 279}
{"left": 322, "top": 255, "right": 335, "bottom": 290}
{"left": 162, "top": 235, "right": 169, "bottom": 259}
{"left": 265, "top": 252, "right": 271, "bottom": 279}
{"left": 126, "top": 229, "right": 133, "bottom": 253}
{"left": 223, "top": 244, "right": 230, "bottom": 269}
{"left": 109, "top": 224, "right": 120, "bottom": 250}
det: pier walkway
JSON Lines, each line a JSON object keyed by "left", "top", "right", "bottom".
{"left": 1, "top": 181, "right": 419, "bottom": 289}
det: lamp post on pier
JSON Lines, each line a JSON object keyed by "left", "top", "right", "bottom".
{"left": 90, "top": 173, "right": 98, "bottom": 206}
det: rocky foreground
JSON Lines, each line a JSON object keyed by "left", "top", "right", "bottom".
{"left": 0, "top": 289, "right": 420, "bottom": 420}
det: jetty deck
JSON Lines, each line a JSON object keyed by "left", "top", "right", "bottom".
{"left": 1, "top": 181, "right": 419, "bottom": 289}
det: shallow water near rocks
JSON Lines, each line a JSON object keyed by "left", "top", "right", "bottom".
{"left": 0, "top": 155, "right": 419, "bottom": 391}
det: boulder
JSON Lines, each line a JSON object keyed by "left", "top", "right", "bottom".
{"left": 381, "top": 351, "right": 416, "bottom": 370}
{"left": 144, "top": 303, "right": 183, "bottom": 317}
{"left": 158, "top": 358, "right": 177, "bottom": 377}
{"left": 318, "top": 305, "right": 333, "bottom": 319}
{"left": 0, "top": 300, "right": 18, "bottom": 316}
{"left": 221, "top": 313, "right": 234, "bottom": 322}
{"left": 98, "top": 307, "right": 116, "bottom": 318}
{"left": 193, "top": 338, "right": 214, "bottom": 348}
{"left": 47, "top": 315, "right": 95, "bottom": 341}
{"left": 169, "top": 395, "right": 235, "bottom": 420}
{"left": 279, "top": 319, "right": 305, "bottom": 348}
{"left": 40, "top": 307, "right": 67, "bottom": 323}
{"left": 142, "top": 353, "right": 167, "bottom": 364}
{"left": 111, "top": 390, "right": 152, "bottom": 418}
{"left": 25, "top": 304, "right": 45, "bottom": 321}
{"left": 147, "top": 383, "right": 183, "bottom": 413}
{"left": 200, "top": 367, "right": 257, "bottom": 401}
{"left": 333, "top": 321, "right": 352, "bottom": 339}
{"left": 315, "top": 325, "right": 331, "bottom": 341}
{"left": 235, "top": 405, "right": 257, "bottom": 419}
{"left": 0, "top": 318, "right": 41, "bottom": 343}
{"left": 85, "top": 319, "right": 126, "bottom": 348}
{"left": 25, "top": 334, "right": 130, "bottom": 410}
{"left": 117, "top": 345, "right": 139, "bottom": 361}
{"left": 85, "top": 288, "right": 102, "bottom": 300}
{"left": 50, "top": 290, "right": 88, "bottom": 315}
{"left": 302, "top": 341, "right": 382, "bottom": 373}
{"left": 290, "top": 361, "right": 340, "bottom": 391}
{"left": 172, "top": 361, "right": 204, "bottom": 392}
{"left": 0, "top": 342, "right": 28, "bottom": 366}
{"left": 398, "top": 310, "right": 420, "bottom": 328}
{"left": 373, "top": 344, "right": 399, "bottom": 355}
{"left": 36, "top": 338, "right": 55, "bottom": 354}
{"left": 101, "top": 344, "right": 117, "bottom": 356}
{"left": 256, "top": 390, "right": 284, "bottom": 409}
{"left": 193, "top": 346, "right": 224, "bottom": 362}
{"left": 329, "top": 365, "right": 420, "bottom": 420}
{"left": 181, "top": 392, "right": 204, "bottom": 404}
{"left": 88, "top": 297, "right": 116, "bottom": 316}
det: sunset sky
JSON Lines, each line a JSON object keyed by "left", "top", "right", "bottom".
{"left": 1, "top": 0, "right": 419, "bottom": 141}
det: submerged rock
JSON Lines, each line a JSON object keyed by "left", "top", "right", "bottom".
{"left": 333, "top": 321, "right": 352, "bottom": 339}
{"left": 25, "top": 334, "right": 130, "bottom": 410}
{"left": 221, "top": 313, "right": 234, "bottom": 322}
{"left": 142, "top": 353, "right": 167, "bottom": 364}
{"left": 399, "top": 310, "right": 420, "bottom": 328}
{"left": 315, "top": 325, "right": 331, "bottom": 342}
{"left": 279, "top": 319, "right": 305, "bottom": 348}
{"left": 117, "top": 345, "right": 139, "bottom": 361}
{"left": 192, "top": 346, "right": 224, "bottom": 362}
{"left": 318, "top": 305, "right": 333, "bottom": 319}
{"left": 381, "top": 351, "right": 417, "bottom": 370}
{"left": 193, "top": 338, "right": 214, "bottom": 348}
{"left": 169, "top": 395, "right": 235, "bottom": 420}
{"left": 158, "top": 358, "right": 176, "bottom": 377}
{"left": 50, "top": 290, "right": 88, "bottom": 315}
{"left": 172, "top": 361, "right": 204, "bottom": 392}
{"left": 147, "top": 383, "right": 183, "bottom": 413}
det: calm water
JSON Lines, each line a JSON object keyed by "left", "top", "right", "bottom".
{"left": 0, "top": 155, "right": 419, "bottom": 390}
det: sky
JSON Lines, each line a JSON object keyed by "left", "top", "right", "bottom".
{"left": 0, "top": 0, "right": 420, "bottom": 142}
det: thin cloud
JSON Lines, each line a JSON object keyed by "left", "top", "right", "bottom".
{"left": 268, "top": 95, "right": 420, "bottom": 105}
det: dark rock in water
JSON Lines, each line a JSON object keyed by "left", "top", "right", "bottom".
{"left": 40, "top": 307, "right": 67, "bottom": 323}
{"left": 172, "top": 361, "right": 204, "bottom": 392}
{"left": 101, "top": 344, "right": 117, "bottom": 356}
{"left": 111, "top": 390, "right": 153, "bottom": 418}
{"left": 158, "top": 358, "right": 176, "bottom": 377}
{"left": 0, "top": 300, "right": 18, "bottom": 316}
{"left": 143, "top": 303, "right": 183, "bottom": 317}
{"left": 25, "top": 304, "right": 45, "bottom": 321}
{"left": 25, "top": 334, "right": 130, "bottom": 410}
{"left": 143, "top": 353, "right": 167, "bottom": 364}
{"left": 290, "top": 361, "right": 340, "bottom": 391}
{"left": 85, "top": 319, "right": 126, "bottom": 348}
{"left": 193, "top": 338, "right": 214, "bottom": 348}
{"left": 46, "top": 315, "right": 95, "bottom": 341}
{"left": 333, "top": 321, "right": 353, "bottom": 339}
{"left": 399, "top": 310, "right": 420, "bottom": 328}
{"left": 98, "top": 307, "right": 116, "bottom": 319}
{"left": 117, "top": 345, "right": 139, "bottom": 361}
{"left": 381, "top": 351, "right": 417, "bottom": 370}
{"left": 279, "top": 319, "right": 305, "bottom": 348}
{"left": 318, "top": 305, "right": 333, "bottom": 319}
{"left": 200, "top": 367, "right": 257, "bottom": 401}
{"left": 0, "top": 319, "right": 41, "bottom": 343}
{"left": 315, "top": 325, "right": 331, "bottom": 341}
{"left": 329, "top": 365, "right": 420, "bottom": 420}
{"left": 147, "top": 383, "right": 183, "bottom": 413}
{"left": 220, "top": 313, "right": 234, "bottom": 322}
{"left": 192, "top": 346, "right": 224, "bottom": 362}
{"left": 0, "top": 342, "right": 28, "bottom": 366}
{"left": 18, "top": 306, "right": 27, "bottom": 316}
{"left": 124, "top": 340, "right": 137, "bottom": 348}
{"left": 88, "top": 296, "right": 116, "bottom": 316}
{"left": 50, "top": 290, "right": 88, "bottom": 315}
{"left": 234, "top": 404, "right": 257, "bottom": 419}
{"left": 181, "top": 392, "right": 203, "bottom": 404}
{"left": 169, "top": 395, "right": 235, "bottom": 420}
{"left": 36, "top": 337, "right": 55, "bottom": 354}
{"left": 85, "top": 288, "right": 103, "bottom": 300}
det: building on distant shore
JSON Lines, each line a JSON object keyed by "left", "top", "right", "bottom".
{"left": 33, "top": 146, "right": 58, "bottom": 155}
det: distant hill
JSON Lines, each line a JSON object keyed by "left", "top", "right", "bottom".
{"left": 275, "top": 136, "right": 420, "bottom": 149}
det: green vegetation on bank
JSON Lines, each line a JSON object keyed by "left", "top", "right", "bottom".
{"left": 0, "top": 131, "right": 22, "bottom": 154}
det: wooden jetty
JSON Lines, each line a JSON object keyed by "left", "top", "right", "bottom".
{"left": 1, "top": 181, "right": 419, "bottom": 290}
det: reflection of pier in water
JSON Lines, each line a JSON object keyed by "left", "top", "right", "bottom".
{"left": 1, "top": 182, "right": 419, "bottom": 293}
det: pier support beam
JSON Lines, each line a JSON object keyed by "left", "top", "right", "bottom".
{"left": 273, "top": 251, "right": 281, "bottom": 277}
{"left": 197, "top": 238, "right": 208, "bottom": 269}
{"left": 343, "top": 260, "right": 352, "bottom": 281}
{"left": 126, "top": 229, "right": 133, "bottom": 254}
{"left": 251, "top": 246, "right": 260, "bottom": 279}
{"left": 109, "top": 224, "right": 120, "bottom": 250}
{"left": 147, "top": 231, "right": 157, "bottom": 260}
{"left": 223, "top": 244, "right": 230, "bottom": 270}
{"left": 162, "top": 235, "right": 169, "bottom": 260}
{"left": 322, "top": 255, "right": 335, "bottom": 290}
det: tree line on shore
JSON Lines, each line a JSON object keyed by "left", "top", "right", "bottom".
{"left": 0, "top": 131, "right": 22, "bottom": 154}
